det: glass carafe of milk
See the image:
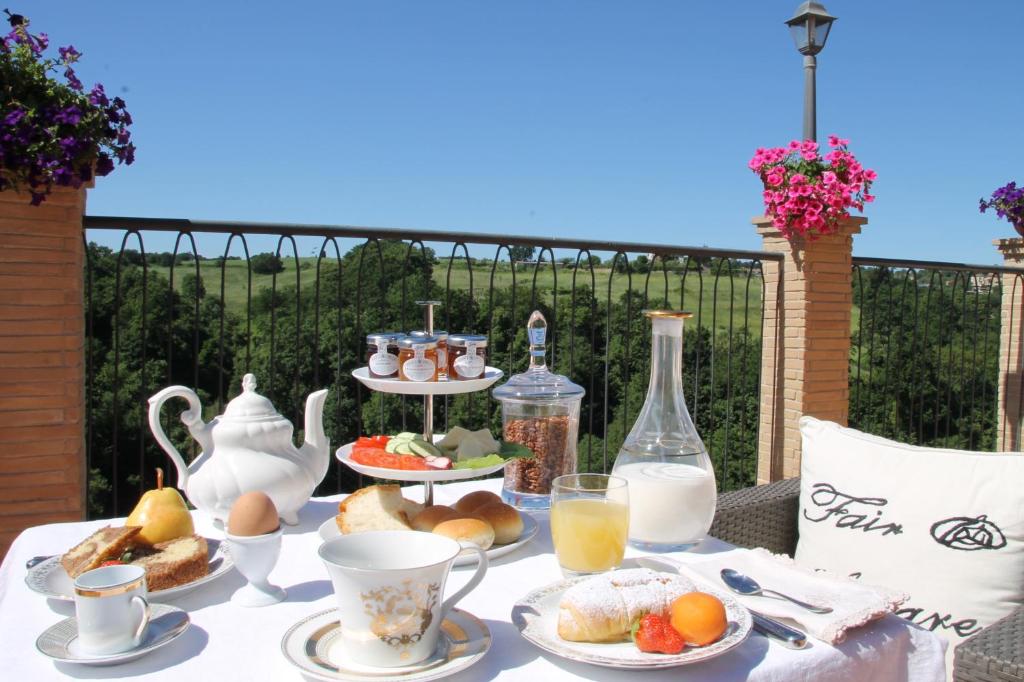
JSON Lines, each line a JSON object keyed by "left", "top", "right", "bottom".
{"left": 611, "top": 310, "right": 717, "bottom": 551}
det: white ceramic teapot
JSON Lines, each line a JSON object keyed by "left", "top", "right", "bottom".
{"left": 147, "top": 374, "right": 330, "bottom": 526}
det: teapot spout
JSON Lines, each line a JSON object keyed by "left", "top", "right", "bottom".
{"left": 301, "top": 388, "right": 331, "bottom": 485}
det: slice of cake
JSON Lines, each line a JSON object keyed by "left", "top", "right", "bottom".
{"left": 60, "top": 526, "right": 143, "bottom": 578}
{"left": 336, "top": 484, "right": 421, "bottom": 534}
{"left": 129, "top": 534, "right": 209, "bottom": 591}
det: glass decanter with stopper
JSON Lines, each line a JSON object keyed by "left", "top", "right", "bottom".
{"left": 611, "top": 310, "right": 717, "bottom": 551}
{"left": 493, "top": 311, "right": 584, "bottom": 510}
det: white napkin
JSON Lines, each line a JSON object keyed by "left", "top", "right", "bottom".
{"left": 677, "top": 548, "right": 908, "bottom": 644}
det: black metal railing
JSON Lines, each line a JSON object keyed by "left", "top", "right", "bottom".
{"left": 82, "top": 216, "right": 777, "bottom": 518}
{"left": 850, "top": 256, "right": 1024, "bottom": 452}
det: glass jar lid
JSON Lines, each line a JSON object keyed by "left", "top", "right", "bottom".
{"left": 492, "top": 311, "right": 583, "bottom": 402}
{"left": 448, "top": 333, "right": 488, "bottom": 348}
{"left": 410, "top": 329, "right": 447, "bottom": 341}
{"left": 400, "top": 335, "right": 438, "bottom": 350}
{"left": 366, "top": 332, "right": 404, "bottom": 345}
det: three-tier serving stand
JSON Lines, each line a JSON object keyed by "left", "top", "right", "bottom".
{"left": 337, "top": 301, "right": 505, "bottom": 505}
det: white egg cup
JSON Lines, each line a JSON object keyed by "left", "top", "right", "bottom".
{"left": 225, "top": 528, "right": 286, "bottom": 607}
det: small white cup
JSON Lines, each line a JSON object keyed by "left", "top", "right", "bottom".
{"left": 73, "top": 564, "right": 151, "bottom": 656}
{"left": 319, "top": 531, "right": 487, "bottom": 668}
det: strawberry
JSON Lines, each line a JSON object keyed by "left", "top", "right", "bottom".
{"left": 633, "top": 614, "right": 686, "bottom": 655}
{"left": 100, "top": 560, "right": 125, "bottom": 567}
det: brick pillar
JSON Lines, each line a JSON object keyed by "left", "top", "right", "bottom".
{"left": 754, "top": 215, "right": 865, "bottom": 482}
{"left": 994, "top": 237, "right": 1024, "bottom": 452}
{"left": 0, "top": 185, "right": 89, "bottom": 558}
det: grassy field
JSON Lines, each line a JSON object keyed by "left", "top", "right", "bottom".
{"left": 152, "top": 258, "right": 767, "bottom": 334}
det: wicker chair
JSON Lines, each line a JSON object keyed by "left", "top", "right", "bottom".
{"left": 710, "top": 478, "right": 1024, "bottom": 682}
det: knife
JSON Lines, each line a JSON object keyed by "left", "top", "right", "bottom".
{"left": 751, "top": 611, "right": 807, "bottom": 649}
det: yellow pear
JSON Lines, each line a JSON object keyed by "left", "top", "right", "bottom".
{"left": 126, "top": 468, "right": 194, "bottom": 545}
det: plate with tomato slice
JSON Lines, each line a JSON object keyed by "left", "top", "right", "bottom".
{"left": 336, "top": 435, "right": 512, "bottom": 482}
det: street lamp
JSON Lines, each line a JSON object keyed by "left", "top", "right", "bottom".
{"left": 785, "top": 1, "right": 836, "bottom": 142}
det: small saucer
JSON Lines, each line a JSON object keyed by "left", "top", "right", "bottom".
{"left": 280, "top": 607, "right": 490, "bottom": 682}
{"left": 36, "top": 603, "right": 190, "bottom": 666}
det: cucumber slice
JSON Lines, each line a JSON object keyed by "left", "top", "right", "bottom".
{"left": 409, "top": 440, "right": 442, "bottom": 458}
{"left": 394, "top": 442, "right": 414, "bottom": 455}
{"left": 384, "top": 439, "right": 400, "bottom": 453}
{"left": 393, "top": 432, "right": 418, "bottom": 441}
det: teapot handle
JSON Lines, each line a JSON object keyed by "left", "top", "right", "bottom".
{"left": 147, "top": 386, "right": 206, "bottom": 491}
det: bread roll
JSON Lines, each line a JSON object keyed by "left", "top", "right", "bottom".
{"left": 432, "top": 517, "right": 495, "bottom": 550}
{"left": 411, "top": 505, "right": 460, "bottom": 532}
{"left": 473, "top": 501, "right": 524, "bottom": 545}
{"left": 454, "top": 490, "right": 502, "bottom": 515}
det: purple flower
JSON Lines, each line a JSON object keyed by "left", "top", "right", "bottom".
{"left": 3, "top": 108, "right": 25, "bottom": 126}
{"left": 34, "top": 31, "right": 47, "bottom": 51}
{"left": 53, "top": 106, "right": 82, "bottom": 125}
{"left": 88, "top": 83, "right": 108, "bottom": 107}
{"left": 116, "top": 128, "right": 130, "bottom": 145}
{"left": 94, "top": 154, "right": 114, "bottom": 176}
{"left": 64, "top": 67, "right": 83, "bottom": 91}
{"left": 58, "top": 44, "right": 80, "bottom": 63}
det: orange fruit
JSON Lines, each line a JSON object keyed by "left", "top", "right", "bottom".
{"left": 669, "top": 592, "right": 728, "bottom": 646}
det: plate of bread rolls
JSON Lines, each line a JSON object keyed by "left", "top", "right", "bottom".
{"left": 511, "top": 568, "right": 752, "bottom": 669}
{"left": 319, "top": 485, "right": 539, "bottom": 566}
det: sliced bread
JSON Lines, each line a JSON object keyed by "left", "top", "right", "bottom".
{"left": 60, "top": 526, "right": 143, "bottom": 578}
{"left": 129, "top": 534, "right": 209, "bottom": 591}
{"left": 336, "top": 484, "right": 419, "bottom": 534}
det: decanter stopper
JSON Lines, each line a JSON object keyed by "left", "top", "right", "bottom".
{"left": 527, "top": 310, "right": 547, "bottom": 370}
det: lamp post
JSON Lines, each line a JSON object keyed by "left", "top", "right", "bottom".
{"left": 785, "top": 1, "right": 836, "bottom": 142}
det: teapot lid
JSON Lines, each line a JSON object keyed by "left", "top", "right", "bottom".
{"left": 222, "top": 374, "right": 283, "bottom": 421}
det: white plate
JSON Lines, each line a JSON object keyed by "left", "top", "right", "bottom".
{"left": 336, "top": 440, "right": 509, "bottom": 482}
{"left": 280, "top": 607, "right": 490, "bottom": 682}
{"left": 26, "top": 537, "right": 233, "bottom": 602}
{"left": 511, "top": 576, "right": 752, "bottom": 670}
{"left": 351, "top": 366, "right": 503, "bottom": 395}
{"left": 317, "top": 512, "right": 539, "bottom": 566}
{"left": 35, "top": 603, "right": 190, "bottom": 666}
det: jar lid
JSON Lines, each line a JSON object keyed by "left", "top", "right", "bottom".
{"left": 410, "top": 330, "right": 447, "bottom": 340}
{"left": 366, "top": 332, "right": 404, "bottom": 344}
{"left": 448, "top": 333, "right": 488, "bottom": 348}
{"left": 492, "top": 311, "right": 583, "bottom": 402}
{"left": 222, "top": 374, "right": 285, "bottom": 421}
{"left": 400, "top": 335, "right": 438, "bottom": 349}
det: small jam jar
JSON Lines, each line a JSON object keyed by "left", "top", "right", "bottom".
{"left": 447, "top": 334, "right": 488, "bottom": 380}
{"left": 411, "top": 330, "right": 448, "bottom": 379}
{"left": 398, "top": 335, "right": 439, "bottom": 382}
{"left": 365, "top": 332, "right": 404, "bottom": 378}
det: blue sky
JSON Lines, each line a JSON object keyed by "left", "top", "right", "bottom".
{"left": 26, "top": 1, "right": 1024, "bottom": 264}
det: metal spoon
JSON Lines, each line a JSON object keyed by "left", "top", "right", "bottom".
{"left": 26, "top": 555, "right": 54, "bottom": 570}
{"left": 720, "top": 568, "right": 833, "bottom": 614}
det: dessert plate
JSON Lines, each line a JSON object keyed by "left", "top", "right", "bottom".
{"left": 336, "top": 439, "right": 510, "bottom": 482}
{"left": 35, "top": 603, "right": 190, "bottom": 666}
{"left": 280, "top": 607, "right": 490, "bottom": 682}
{"left": 26, "top": 537, "right": 233, "bottom": 602}
{"left": 351, "top": 366, "right": 503, "bottom": 395}
{"left": 317, "top": 512, "right": 539, "bottom": 566}
{"left": 511, "top": 578, "right": 752, "bottom": 669}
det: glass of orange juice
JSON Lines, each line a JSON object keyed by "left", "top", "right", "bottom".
{"left": 550, "top": 473, "right": 629, "bottom": 577}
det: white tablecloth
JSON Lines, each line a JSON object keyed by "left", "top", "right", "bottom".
{"left": 0, "top": 479, "right": 946, "bottom": 681}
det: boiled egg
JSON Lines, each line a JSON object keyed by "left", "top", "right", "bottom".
{"left": 227, "top": 491, "right": 280, "bottom": 536}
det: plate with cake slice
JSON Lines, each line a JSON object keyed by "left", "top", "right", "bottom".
{"left": 511, "top": 568, "right": 752, "bottom": 670}
{"left": 26, "top": 526, "right": 234, "bottom": 602}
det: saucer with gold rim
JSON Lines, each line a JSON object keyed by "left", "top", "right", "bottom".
{"left": 280, "top": 607, "right": 490, "bottom": 681}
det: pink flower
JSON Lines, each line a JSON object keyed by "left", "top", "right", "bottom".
{"left": 828, "top": 135, "right": 840, "bottom": 147}
{"left": 864, "top": 169, "right": 877, "bottom": 181}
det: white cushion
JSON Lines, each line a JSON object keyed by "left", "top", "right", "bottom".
{"left": 795, "top": 416, "right": 1024, "bottom": 661}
